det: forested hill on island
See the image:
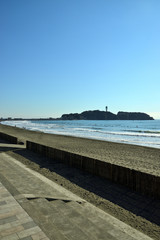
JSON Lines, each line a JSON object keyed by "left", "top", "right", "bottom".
{"left": 61, "top": 110, "right": 154, "bottom": 120}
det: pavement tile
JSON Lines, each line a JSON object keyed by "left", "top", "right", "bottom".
{"left": 31, "top": 231, "right": 49, "bottom": 240}
{"left": 0, "top": 208, "right": 24, "bottom": 219}
{"left": 17, "top": 226, "right": 42, "bottom": 239}
{"left": 0, "top": 204, "right": 21, "bottom": 214}
{"left": 0, "top": 215, "right": 18, "bottom": 225}
{"left": 0, "top": 174, "right": 49, "bottom": 240}
{"left": 0, "top": 187, "right": 7, "bottom": 193}
{"left": 0, "top": 201, "right": 6, "bottom": 206}
{"left": 0, "top": 196, "right": 14, "bottom": 202}
{"left": 0, "top": 224, "right": 24, "bottom": 237}
{"left": 20, "top": 236, "right": 32, "bottom": 240}
{"left": 16, "top": 212, "right": 31, "bottom": 220}
{"left": 0, "top": 222, "right": 13, "bottom": 231}
{"left": 22, "top": 221, "right": 37, "bottom": 230}
{"left": 0, "top": 233, "right": 20, "bottom": 240}
{"left": 0, "top": 192, "right": 10, "bottom": 198}
{"left": 108, "top": 228, "right": 135, "bottom": 240}
{"left": 1, "top": 200, "right": 18, "bottom": 207}
{"left": 12, "top": 216, "right": 33, "bottom": 225}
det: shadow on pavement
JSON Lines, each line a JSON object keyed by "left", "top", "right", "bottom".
{"left": 0, "top": 140, "right": 25, "bottom": 152}
{"left": 11, "top": 147, "right": 160, "bottom": 227}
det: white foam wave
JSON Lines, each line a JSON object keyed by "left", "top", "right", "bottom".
{"left": 2, "top": 120, "right": 160, "bottom": 148}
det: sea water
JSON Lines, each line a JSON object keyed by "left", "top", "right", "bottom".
{"left": 2, "top": 120, "right": 160, "bottom": 149}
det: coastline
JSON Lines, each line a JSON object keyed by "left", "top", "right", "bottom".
{"left": 1, "top": 124, "right": 160, "bottom": 239}
{"left": 2, "top": 119, "right": 160, "bottom": 149}
{"left": 0, "top": 123, "right": 160, "bottom": 177}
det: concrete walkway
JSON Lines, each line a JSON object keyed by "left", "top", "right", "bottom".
{"left": 0, "top": 143, "right": 154, "bottom": 240}
{"left": 0, "top": 182, "right": 49, "bottom": 240}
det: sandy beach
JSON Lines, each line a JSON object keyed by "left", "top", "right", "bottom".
{"left": 0, "top": 123, "right": 160, "bottom": 239}
{"left": 0, "top": 123, "right": 160, "bottom": 176}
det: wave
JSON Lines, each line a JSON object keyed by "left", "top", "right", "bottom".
{"left": 2, "top": 121, "right": 160, "bottom": 138}
{"left": 70, "top": 127, "right": 160, "bottom": 138}
{"left": 2, "top": 119, "right": 160, "bottom": 148}
{"left": 124, "top": 130, "right": 160, "bottom": 134}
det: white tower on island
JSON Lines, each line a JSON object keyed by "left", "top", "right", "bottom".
{"left": 106, "top": 106, "right": 108, "bottom": 112}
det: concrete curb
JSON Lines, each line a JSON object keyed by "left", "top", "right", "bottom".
{"left": 27, "top": 140, "right": 160, "bottom": 200}
{"left": 0, "top": 132, "right": 18, "bottom": 144}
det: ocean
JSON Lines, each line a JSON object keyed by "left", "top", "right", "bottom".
{"left": 2, "top": 119, "right": 160, "bottom": 149}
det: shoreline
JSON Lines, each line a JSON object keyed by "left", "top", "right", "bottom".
{"left": 2, "top": 119, "right": 160, "bottom": 150}
{"left": 2, "top": 120, "right": 160, "bottom": 148}
{"left": 0, "top": 123, "right": 160, "bottom": 177}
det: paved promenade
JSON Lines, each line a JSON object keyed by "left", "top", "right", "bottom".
{"left": 0, "top": 182, "right": 49, "bottom": 240}
{"left": 0, "top": 142, "right": 154, "bottom": 240}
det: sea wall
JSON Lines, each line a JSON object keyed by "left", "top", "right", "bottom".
{"left": 0, "top": 132, "right": 18, "bottom": 144}
{"left": 27, "top": 141, "right": 160, "bottom": 199}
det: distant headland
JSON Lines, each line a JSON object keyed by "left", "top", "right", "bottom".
{"left": 0, "top": 107, "right": 154, "bottom": 121}
{"left": 60, "top": 107, "right": 154, "bottom": 121}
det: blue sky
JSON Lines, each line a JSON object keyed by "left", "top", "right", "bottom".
{"left": 0, "top": 0, "right": 160, "bottom": 119}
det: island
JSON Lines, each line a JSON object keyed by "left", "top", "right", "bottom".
{"left": 0, "top": 108, "right": 154, "bottom": 121}
{"left": 60, "top": 110, "right": 154, "bottom": 120}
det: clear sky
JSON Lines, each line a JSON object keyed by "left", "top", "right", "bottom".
{"left": 1, "top": 0, "right": 160, "bottom": 119}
